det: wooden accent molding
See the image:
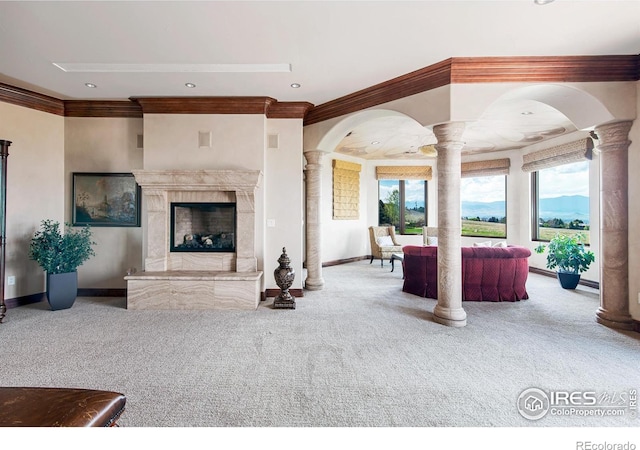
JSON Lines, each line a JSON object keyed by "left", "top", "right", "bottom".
{"left": 64, "top": 101, "right": 143, "bottom": 118}
{"left": 304, "top": 55, "right": 640, "bottom": 126}
{"left": 529, "top": 266, "right": 599, "bottom": 290}
{"left": 266, "top": 101, "right": 314, "bottom": 119}
{"left": 4, "top": 292, "right": 46, "bottom": 309}
{"left": 305, "top": 59, "right": 452, "bottom": 125}
{"left": 450, "top": 55, "right": 640, "bottom": 84}
{"left": 0, "top": 82, "right": 64, "bottom": 116}
{"left": 264, "top": 288, "right": 304, "bottom": 298}
{"left": 131, "top": 96, "right": 277, "bottom": 114}
{"left": 322, "top": 255, "right": 369, "bottom": 267}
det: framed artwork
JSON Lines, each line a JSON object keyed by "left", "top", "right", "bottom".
{"left": 72, "top": 172, "right": 141, "bottom": 227}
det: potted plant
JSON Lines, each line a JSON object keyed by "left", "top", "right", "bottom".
{"left": 534, "top": 232, "right": 595, "bottom": 289}
{"left": 28, "top": 219, "right": 96, "bottom": 310}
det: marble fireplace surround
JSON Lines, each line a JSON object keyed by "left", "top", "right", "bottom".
{"left": 125, "top": 169, "right": 264, "bottom": 310}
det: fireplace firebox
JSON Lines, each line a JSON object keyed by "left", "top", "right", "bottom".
{"left": 170, "top": 202, "right": 236, "bottom": 252}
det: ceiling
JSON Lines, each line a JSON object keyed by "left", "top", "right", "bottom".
{"left": 0, "top": 1, "right": 639, "bottom": 158}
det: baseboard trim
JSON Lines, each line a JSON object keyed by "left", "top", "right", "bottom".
{"left": 77, "top": 288, "right": 127, "bottom": 297}
{"left": 5, "top": 292, "right": 46, "bottom": 309}
{"left": 264, "top": 288, "right": 304, "bottom": 298}
{"left": 323, "top": 255, "right": 369, "bottom": 267}
{"left": 529, "top": 267, "right": 599, "bottom": 289}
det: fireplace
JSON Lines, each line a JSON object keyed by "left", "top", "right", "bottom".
{"left": 171, "top": 202, "right": 236, "bottom": 252}
{"left": 125, "top": 169, "right": 263, "bottom": 310}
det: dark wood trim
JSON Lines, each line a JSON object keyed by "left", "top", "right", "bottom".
{"left": 304, "top": 59, "right": 452, "bottom": 125}
{"left": 529, "top": 266, "right": 599, "bottom": 289}
{"left": 64, "top": 100, "right": 143, "bottom": 118}
{"left": 264, "top": 288, "right": 304, "bottom": 298}
{"left": 322, "top": 255, "right": 370, "bottom": 267}
{"left": 5, "top": 292, "right": 46, "bottom": 309}
{"left": 131, "top": 97, "right": 277, "bottom": 114}
{"left": 77, "top": 288, "right": 126, "bottom": 297}
{"left": 266, "top": 101, "right": 314, "bottom": 119}
{"left": 450, "top": 55, "right": 640, "bottom": 83}
{"left": 304, "top": 55, "right": 640, "bottom": 125}
{"left": 0, "top": 82, "right": 64, "bottom": 116}
{"left": 633, "top": 320, "right": 640, "bottom": 333}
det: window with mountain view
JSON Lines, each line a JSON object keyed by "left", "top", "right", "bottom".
{"left": 378, "top": 179, "right": 427, "bottom": 234}
{"left": 533, "top": 160, "right": 590, "bottom": 243}
{"left": 460, "top": 175, "right": 507, "bottom": 238}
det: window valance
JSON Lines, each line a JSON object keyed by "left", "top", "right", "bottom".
{"left": 461, "top": 158, "right": 510, "bottom": 178}
{"left": 333, "top": 159, "right": 361, "bottom": 220}
{"left": 521, "top": 138, "right": 593, "bottom": 173}
{"left": 375, "top": 166, "right": 433, "bottom": 181}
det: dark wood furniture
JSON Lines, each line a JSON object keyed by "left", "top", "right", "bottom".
{"left": 0, "top": 387, "right": 126, "bottom": 427}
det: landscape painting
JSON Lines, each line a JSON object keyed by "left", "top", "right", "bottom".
{"left": 72, "top": 173, "right": 140, "bottom": 227}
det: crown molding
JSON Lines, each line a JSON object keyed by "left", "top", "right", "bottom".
{"left": 0, "top": 82, "right": 64, "bottom": 116}
{"left": 304, "top": 59, "right": 452, "bottom": 125}
{"left": 266, "top": 101, "right": 314, "bottom": 119}
{"left": 450, "top": 55, "right": 640, "bottom": 83}
{"left": 304, "top": 54, "right": 640, "bottom": 126}
{"left": 131, "top": 97, "right": 278, "bottom": 114}
{"left": 64, "top": 100, "right": 143, "bottom": 118}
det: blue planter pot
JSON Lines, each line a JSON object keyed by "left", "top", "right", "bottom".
{"left": 557, "top": 271, "right": 581, "bottom": 290}
{"left": 46, "top": 271, "right": 78, "bottom": 310}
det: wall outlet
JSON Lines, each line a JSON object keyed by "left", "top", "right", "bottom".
{"left": 637, "top": 292, "right": 640, "bottom": 305}
{"left": 7, "top": 276, "right": 15, "bottom": 286}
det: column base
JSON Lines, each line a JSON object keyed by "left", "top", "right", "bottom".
{"left": 433, "top": 305, "right": 467, "bottom": 327}
{"left": 304, "top": 277, "right": 325, "bottom": 291}
{"left": 596, "top": 307, "right": 634, "bottom": 331}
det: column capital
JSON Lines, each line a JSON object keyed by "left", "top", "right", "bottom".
{"left": 594, "top": 120, "right": 633, "bottom": 152}
{"left": 433, "top": 122, "right": 466, "bottom": 145}
{"left": 303, "top": 150, "right": 326, "bottom": 166}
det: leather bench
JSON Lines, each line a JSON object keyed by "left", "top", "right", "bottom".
{"left": 0, "top": 387, "right": 126, "bottom": 427}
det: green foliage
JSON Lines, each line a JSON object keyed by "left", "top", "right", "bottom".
{"left": 29, "top": 219, "right": 96, "bottom": 274}
{"left": 383, "top": 189, "right": 400, "bottom": 225}
{"left": 534, "top": 232, "right": 595, "bottom": 274}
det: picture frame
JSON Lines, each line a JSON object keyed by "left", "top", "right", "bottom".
{"left": 72, "top": 172, "right": 141, "bottom": 227}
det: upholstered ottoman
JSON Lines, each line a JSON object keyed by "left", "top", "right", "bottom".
{"left": 0, "top": 387, "right": 126, "bottom": 427}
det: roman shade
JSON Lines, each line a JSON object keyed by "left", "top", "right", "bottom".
{"left": 461, "top": 158, "right": 510, "bottom": 178}
{"left": 521, "top": 138, "right": 593, "bottom": 172}
{"left": 375, "top": 166, "right": 433, "bottom": 180}
{"left": 333, "top": 159, "right": 361, "bottom": 220}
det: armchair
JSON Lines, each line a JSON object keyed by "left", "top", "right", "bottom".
{"left": 369, "top": 226, "right": 403, "bottom": 267}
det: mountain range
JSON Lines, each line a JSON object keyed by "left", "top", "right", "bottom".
{"left": 461, "top": 195, "right": 590, "bottom": 224}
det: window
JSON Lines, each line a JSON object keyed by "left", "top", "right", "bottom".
{"left": 460, "top": 175, "right": 507, "bottom": 238}
{"left": 532, "top": 160, "right": 590, "bottom": 243}
{"left": 378, "top": 179, "right": 427, "bottom": 234}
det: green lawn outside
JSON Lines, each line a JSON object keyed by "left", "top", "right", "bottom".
{"left": 461, "top": 220, "right": 506, "bottom": 238}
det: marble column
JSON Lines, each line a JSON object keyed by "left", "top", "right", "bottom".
{"left": 594, "top": 120, "right": 634, "bottom": 330}
{"left": 432, "top": 123, "right": 467, "bottom": 327}
{"left": 304, "top": 150, "right": 325, "bottom": 290}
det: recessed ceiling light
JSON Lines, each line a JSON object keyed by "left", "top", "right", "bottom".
{"left": 534, "top": 0, "right": 555, "bottom": 4}
{"left": 84, "top": 83, "right": 97, "bottom": 88}
{"left": 290, "top": 83, "right": 301, "bottom": 88}
{"left": 185, "top": 83, "right": 196, "bottom": 88}
{"left": 371, "top": 141, "right": 380, "bottom": 145}
{"left": 521, "top": 111, "right": 534, "bottom": 115}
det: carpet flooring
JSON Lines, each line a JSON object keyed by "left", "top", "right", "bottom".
{"left": 2, "top": 260, "right": 639, "bottom": 429}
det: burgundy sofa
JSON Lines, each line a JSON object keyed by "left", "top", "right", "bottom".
{"left": 402, "top": 245, "right": 531, "bottom": 302}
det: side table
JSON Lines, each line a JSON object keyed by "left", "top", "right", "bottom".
{"left": 390, "top": 252, "right": 404, "bottom": 273}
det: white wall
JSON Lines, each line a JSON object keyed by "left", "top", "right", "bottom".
{"left": 0, "top": 102, "right": 64, "bottom": 299}
{"left": 265, "top": 119, "right": 304, "bottom": 290}
{"left": 64, "top": 117, "right": 144, "bottom": 289}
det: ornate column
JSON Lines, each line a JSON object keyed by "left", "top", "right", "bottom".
{"left": 0, "top": 140, "right": 11, "bottom": 324}
{"left": 304, "top": 150, "right": 325, "bottom": 290}
{"left": 594, "top": 120, "right": 634, "bottom": 330}
{"left": 432, "top": 123, "right": 467, "bottom": 327}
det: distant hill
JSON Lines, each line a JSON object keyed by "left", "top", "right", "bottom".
{"left": 461, "top": 195, "right": 590, "bottom": 224}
